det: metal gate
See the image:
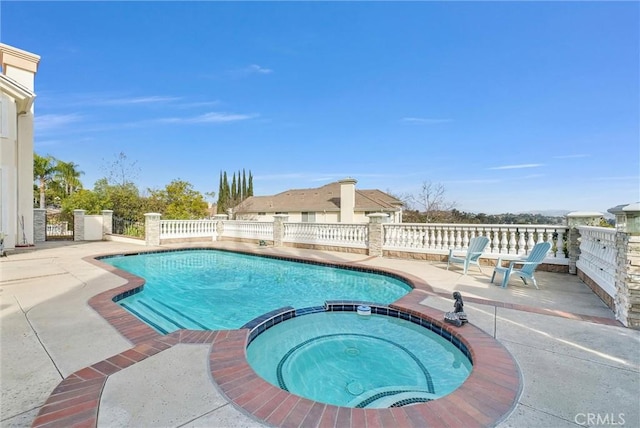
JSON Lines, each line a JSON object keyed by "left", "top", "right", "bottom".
{"left": 45, "top": 211, "right": 74, "bottom": 241}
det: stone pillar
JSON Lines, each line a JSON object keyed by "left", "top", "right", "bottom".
{"left": 213, "top": 214, "right": 228, "bottom": 241}
{"left": 367, "top": 213, "right": 388, "bottom": 256}
{"left": 33, "top": 208, "right": 46, "bottom": 243}
{"left": 101, "top": 210, "right": 113, "bottom": 237}
{"left": 73, "top": 209, "right": 85, "bottom": 242}
{"left": 144, "top": 213, "right": 161, "bottom": 246}
{"left": 566, "top": 211, "right": 603, "bottom": 274}
{"left": 273, "top": 214, "right": 289, "bottom": 247}
{"left": 608, "top": 203, "right": 640, "bottom": 329}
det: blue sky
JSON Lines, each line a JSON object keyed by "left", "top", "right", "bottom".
{"left": 2, "top": 1, "right": 638, "bottom": 214}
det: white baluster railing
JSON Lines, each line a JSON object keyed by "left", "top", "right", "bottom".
{"left": 576, "top": 226, "right": 617, "bottom": 298}
{"left": 222, "top": 221, "right": 273, "bottom": 240}
{"left": 382, "top": 223, "right": 568, "bottom": 259}
{"left": 160, "top": 219, "right": 217, "bottom": 239}
{"left": 283, "top": 223, "right": 368, "bottom": 248}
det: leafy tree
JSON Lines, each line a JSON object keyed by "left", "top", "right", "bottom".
{"left": 61, "top": 189, "right": 104, "bottom": 216}
{"left": 94, "top": 178, "right": 145, "bottom": 221}
{"left": 147, "top": 180, "right": 208, "bottom": 219}
{"left": 33, "top": 153, "right": 58, "bottom": 208}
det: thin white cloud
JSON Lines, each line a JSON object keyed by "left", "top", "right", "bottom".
{"left": 176, "top": 100, "right": 221, "bottom": 109}
{"left": 35, "top": 113, "right": 84, "bottom": 132}
{"left": 226, "top": 64, "right": 274, "bottom": 78}
{"left": 95, "top": 96, "right": 182, "bottom": 106}
{"left": 592, "top": 176, "right": 639, "bottom": 181}
{"left": 401, "top": 117, "right": 453, "bottom": 124}
{"left": 159, "top": 112, "right": 256, "bottom": 124}
{"left": 553, "top": 154, "right": 590, "bottom": 159}
{"left": 488, "top": 164, "right": 544, "bottom": 170}
{"left": 247, "top": 64, "right": 273, "bottom": 74}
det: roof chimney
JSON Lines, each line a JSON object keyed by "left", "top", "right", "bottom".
{"left": 338, "top": 177, "right": 357, "bottom": 223}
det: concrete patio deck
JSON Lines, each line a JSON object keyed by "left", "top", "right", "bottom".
{"left": 1, "top": 240, "right": 638, "bottom": 427}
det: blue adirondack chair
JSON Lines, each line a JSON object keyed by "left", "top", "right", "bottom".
{"left": 491, "top": 241, "right": 552, "bottom": 289}
{"left": 447, "top": 236, "right": 490, "bottom": 275}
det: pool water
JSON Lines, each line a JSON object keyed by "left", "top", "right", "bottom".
{"left": 102, "top": 250, "right": 411, "bottom": 333}
{"left": 246, "top": 312, "right": 472, "bottom": 408}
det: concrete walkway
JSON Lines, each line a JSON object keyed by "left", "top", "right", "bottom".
{"left": 1, "top": 241, "right": 638, "bottom": 427}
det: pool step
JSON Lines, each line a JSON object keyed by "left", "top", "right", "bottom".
{"left": 120, "top": 298, "right": 212, "bottom": 334}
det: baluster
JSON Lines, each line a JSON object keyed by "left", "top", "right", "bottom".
{"left": 491, "top": 228, "right": 500, "bottom": 254}
{"left": 525, "top": 228, "right": 536, "bottom": 254}
{"left": 516, "top": 229, "right": 526, "bottom": 255}
{"left": 441, "top": 228, "right": 450, "bottom": 250}
{"left": 546, "top": 230, "right": 555, "bottom": 257}
{"left": 427, "top": 228, "right": 434, "bottom": 249}
{"left": 507, "top": 229, "right": 517, "bottom": 254}
{"left": 556, "top": 229, "right": 567, "bottom": 259}
{"left": 499, "top": 228, "right": 508, "bottom": 254}
{"left": 461, "top": 229, "right": 469, "bottom": 250}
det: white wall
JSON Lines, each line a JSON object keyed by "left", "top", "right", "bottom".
{"left": 0, "top": 94, "right": 17, "bottom": 249}
{"left": 84, "top": 215, "right": 104, "bottom": 241}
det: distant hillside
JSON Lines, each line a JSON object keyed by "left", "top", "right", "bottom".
{"left": 519, "top": 210, "right": 571, "bottom": 217}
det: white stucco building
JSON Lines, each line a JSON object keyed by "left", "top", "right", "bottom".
{"left": 0, "top": 43, "right": 40, "bottom": 251}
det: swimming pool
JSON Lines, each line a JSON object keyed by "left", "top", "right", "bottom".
{"left": 246, "top": 310, "right": 472, "bottom": 408}
{"left": 101, "top": 249, "right": 412, "bottom": 333}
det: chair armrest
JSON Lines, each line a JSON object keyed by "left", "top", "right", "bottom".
{"left": 508, "top": 260, "right": 541, "bottom": 268}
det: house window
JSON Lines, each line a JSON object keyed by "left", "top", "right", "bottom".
{"left": 258, "top": 212, "right": 266, "bottom": 216}
{"left": 302, "top": 212, "right": 316, "bottom": 223}
{"left": 275, "top": 212, "right": 288, "bottom": 215}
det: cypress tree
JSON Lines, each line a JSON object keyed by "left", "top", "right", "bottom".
{"left": 241, "top": 169, "right": 247, "bottom": 201}
{"left": 248, "top": 172, "right": 254, "bottom": 197}
{"left": 222, "top": 171, "right": 230, "bottom": 212}
{"left": 217, "top": 171, "right": 224, "bottom": 213}
{"left": 231, "top": 173, "right": 237, "bottom": 202}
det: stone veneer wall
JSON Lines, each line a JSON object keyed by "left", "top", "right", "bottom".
{"left": 33, "top": 209, "right": 46, "bottom": 243}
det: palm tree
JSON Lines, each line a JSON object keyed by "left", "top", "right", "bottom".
{"left": 33, "top": 153, "right": 57, "bottom": 208}
{"left": 55, "top": 160, "right": 84, "bottom": 196}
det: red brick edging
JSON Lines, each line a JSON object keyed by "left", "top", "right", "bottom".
{"left": 33, "top": 249, "right": 524, "bottom": 427}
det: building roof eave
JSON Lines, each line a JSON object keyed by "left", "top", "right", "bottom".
{"left": 0, "top": 74, "right": 36, "bottom": 113}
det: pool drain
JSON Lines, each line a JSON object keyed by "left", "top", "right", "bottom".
{"left": 345, "top": 347, "right": 360, "bottom": 356}
{"left": 346, "top": 381, "right": 364, "bottom": 395}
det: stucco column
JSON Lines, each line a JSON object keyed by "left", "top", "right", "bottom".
{"left": 273, "top": 214, "right": 289, "bottom": 247}
{"left": 566, "top": 211, "right": 603, "bottom": 274}
{"left": 213, "top": 214, "right": 228, "bottom": 241}
{"left": 73, "top": 210, "right": 85, "bottom": 242}
{"left": 144, "top": 213, "right": 161, "bottom": 246}
{"left": 367, "top": 213, "right": 388, "bottom": 257}
{"left": 608, "top": 203, "right": 640, "bottom": 329}
{"left": 33, "top": 208, "right": 46, "bottom": 243}
{"left": 17, "top": 112, "right": 35, "bottom": 245}
{"left": 101, "top": 210, "right": 113, "bottom": 237}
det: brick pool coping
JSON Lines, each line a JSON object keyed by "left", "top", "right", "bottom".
{"left": 34, "top": 247, "right": 528, "bottom": 427}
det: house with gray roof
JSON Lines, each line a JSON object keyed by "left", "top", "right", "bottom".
{"left": 233, "top": 178, "right": 403, "bottom": 223}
